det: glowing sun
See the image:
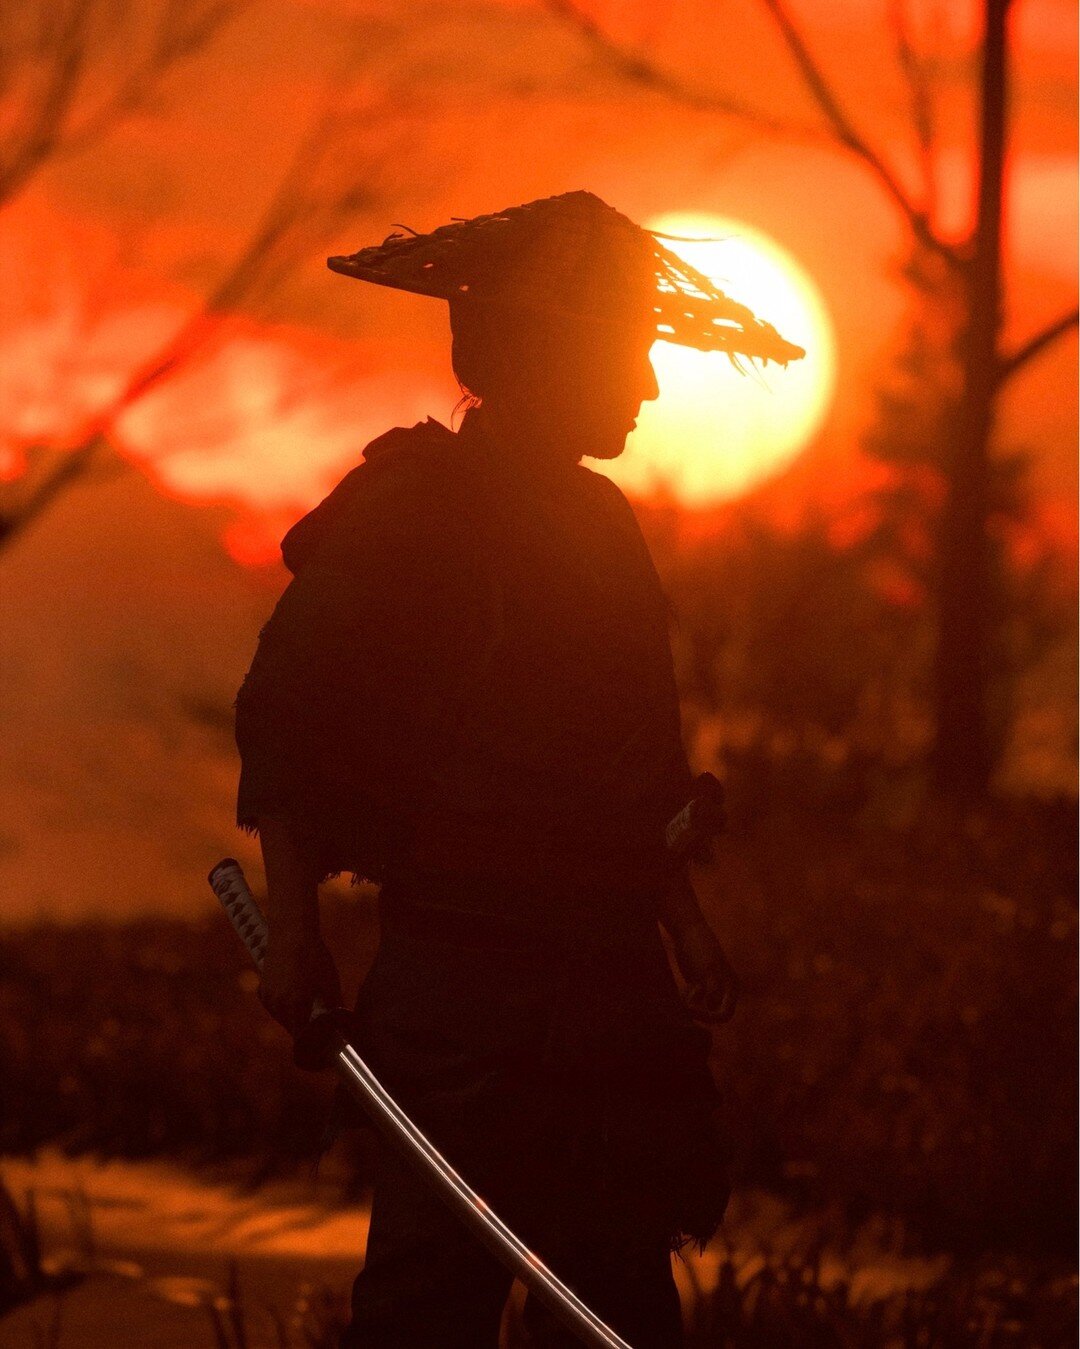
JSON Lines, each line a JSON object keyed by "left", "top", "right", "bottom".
{"left": 603, "top": 212, "right": 836, "bottom": 506}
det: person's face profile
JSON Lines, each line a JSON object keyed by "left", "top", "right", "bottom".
{"left": 540, "top": 315, "right": 660, "bottom": 460}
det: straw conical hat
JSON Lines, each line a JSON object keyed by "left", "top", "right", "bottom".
{"left": 328, "top": 191, "right": 805, "bottom": 369}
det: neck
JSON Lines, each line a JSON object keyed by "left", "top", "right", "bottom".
{"left": 461, "top": 402, "right": 583, "bottom": 471}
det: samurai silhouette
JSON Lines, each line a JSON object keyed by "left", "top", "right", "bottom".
{"left": 233, "top": 191, "right": 804, "bottom": 1347}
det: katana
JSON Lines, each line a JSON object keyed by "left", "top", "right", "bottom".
{"left": 208, "top": 858, "right": 635, "bottom": 1349}
{"left": 208, "top": 774, "right": 725, "bottom": 1349}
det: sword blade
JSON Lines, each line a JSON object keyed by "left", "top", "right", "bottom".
{"left": 332, "top": 1038, "right": 633, "bottom": 1349}
{"left": 209, "top": 858, "right": 634, "bottom": 1349}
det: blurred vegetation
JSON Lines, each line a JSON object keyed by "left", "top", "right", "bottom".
{"left": 709, "top": 754, "right": 1077, "bottom": 1259}
{"left": 638, "top": 489, "right": 1077, "bottom": 798}
{"left": 0, "top": 906, "right": 367, "bottom": 1177}
{"left": 678, "top": 1244, "right": 1078, "bottom": 1349}
{"left": 0, "top": 779, "right": 1074, "bottom": 1261}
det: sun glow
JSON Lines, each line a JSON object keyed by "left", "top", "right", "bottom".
{"left": 604, "top": 213, "right": 836, "bottom": 506}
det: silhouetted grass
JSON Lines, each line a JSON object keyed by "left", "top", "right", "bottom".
{"left": 0, "top": 1172, "right": 85, "bottom": 1323}
{"left": 0, "top": 1154, "right": 1075, "bottom": 1345}
{"left": 679, "top": 1242, "right": 1077, "bottom": 1348}
{"left": 249, "top": 1246, "right": 1080, "bottom": 1348}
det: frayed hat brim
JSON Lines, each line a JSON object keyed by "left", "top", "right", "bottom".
{"left": 329, "top": 191, "right": 805, "bottom": 368}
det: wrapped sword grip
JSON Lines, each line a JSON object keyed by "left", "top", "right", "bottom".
{"left": 209, "top": 857, "right": 269, "bottom": 972}
{"left": 208, "top": 857, "right": 348, "bottom": 1071}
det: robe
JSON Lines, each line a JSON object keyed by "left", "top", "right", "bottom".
{"left": 234, "top": 410, "right": 730, "bottom": 1251}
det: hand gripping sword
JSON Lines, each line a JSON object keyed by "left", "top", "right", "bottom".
{"left": 208, "top": 858, "right": 635, "bottom": 1349}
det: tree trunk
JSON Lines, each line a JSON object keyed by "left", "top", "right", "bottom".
{"left": 931, "top": 0, "right": 1009, "bottom": 799}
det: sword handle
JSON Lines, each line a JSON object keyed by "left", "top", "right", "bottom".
{"left": 209, "top": 858, "right": 345, "bottom": 1070}
{"left": 209, "top": 857, "right": 269, "bottom": 972}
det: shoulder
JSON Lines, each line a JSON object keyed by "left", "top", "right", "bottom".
{"left": 576, "top": 463, "right": 632, "bottom": 508}
{"left": 575, "top": 464, "right": 647, "bottom": 537}
{"left": 576, "top": 464, "right": 669, "bottom": 600}
{"left": 362, "top": 418, "right": 456, "bottom": 471}
{"left": 280, "top": 419, "right": 458, "bottom": 574}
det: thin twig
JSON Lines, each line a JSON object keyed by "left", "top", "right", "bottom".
{"left": 0, "top": 70, "right": 405, "bottom": 554}
{"left": 543, "top": 0, "right": 821, "bottom": 138}
{"left": 996, "top": 307, "right": 1079, "bottom": 385}
{"left": 758, "top": 0, "right": 961, "bottom": 267}
{"left": 0, "top": 4, "right": 90, "bottom": 202}
{"left": 889, "top": 0, "right": 938, "bottom": 226}
{"left": 62, "top": 0, "right": 251, "bottom": 156}
{"left": 541, "top": 0, "right": 964, "bottom": 270}
{"left": 0, "top": 0, "right": 247, "bottom": 209}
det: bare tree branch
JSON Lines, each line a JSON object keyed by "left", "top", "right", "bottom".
{"left": 0, "top": 0, "right": 247, "bottom": 210}
{"left": 757, "top": 0, "right": 961, "bottom": 268}
{"left": 59, "top": 0, "right": 247, "bottom": 156}
{"left": 542, "top": 0, "right": 964, "bottom": 269}
{"left": 996, "top": 307, "right": 1080, "bottom": 386}
{"left": 542, "top": 0, "right": 821, "bottom": 139}
{"left": 0, "top": 4, "right": 91, "bottom": 202}
{"left": 889, "top": 0, "right": 938, "bottom": 226}
{"left": 0, "top": 66, "right": 411, "bottom": 553}
{"left": 0, "top": 437, "right": 108, "bottom": 552}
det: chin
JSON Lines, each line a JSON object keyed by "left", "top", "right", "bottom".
{"left": 578, "top": 423, "right": 632, "bottom": 461}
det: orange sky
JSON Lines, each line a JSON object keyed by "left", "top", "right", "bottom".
{"left": 0, "top": 0, "right": 1076, "bottom": 922}
{"left": 1, "top": 0, "right": 1075, "bottom": 564}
